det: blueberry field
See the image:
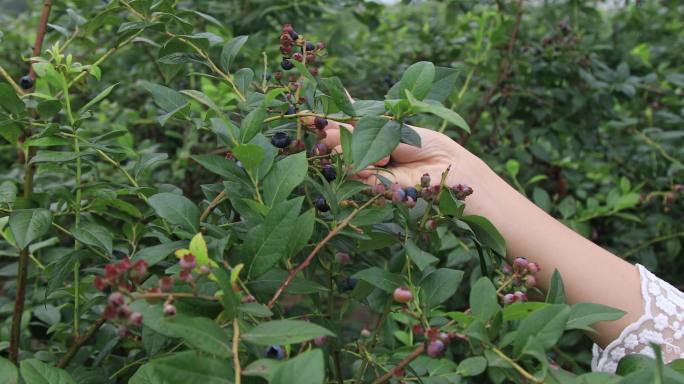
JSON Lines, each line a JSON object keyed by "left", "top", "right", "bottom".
{"left": 0, "top": 1, "right": 683, "bottom": 383}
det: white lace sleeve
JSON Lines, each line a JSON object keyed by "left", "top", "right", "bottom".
{"left": 592, "top": 264, "right": 684, "bottom": 373}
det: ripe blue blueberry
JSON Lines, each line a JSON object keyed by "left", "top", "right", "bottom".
{"left": 314, "top": 197, "right": 330, "bottom": 212}
{"left": 289, "top": 30, "right": 299, "bottom": 40}
{"left": 306, "top": 42, "right": 315, "bottom": 51}
{"left": 287, "top": 105, "right": 296, "bottom": 115}
{"left": 339, "top": 277, "right": 357, "bottom": 291}
{"left": 322, "top": 164, "right": 336, "bottom": 182}
{"left": 281, "top": 59, "right": 294, "bottom": 71}
{"left": 405, "top": 187, "right": 418, "bottom": 202}
{"left": 19, "top": 75, "right": 33, "bottom": 90}
{"left": 314, "top": 117, "right": 328, "bottom": 130}
{"left": 266, "top": 345, "right": 285, "bottom": 360}
{"left": 271, "top": 131, "right": 291, "bottom": 148}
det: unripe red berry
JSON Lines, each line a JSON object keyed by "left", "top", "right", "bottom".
{"left": 93, "top": 276, "right": 106, "bottom": 291}
{"left": 108, "top": 292, "right": 125, "bottom": 307}
{"left": 316, "top": 41, "right": 326, "bottom": 50}
{"left": 412, "top": 324, "right": 424, "bottom": 335}
{"left": 525, "top": 275, "right": 537, "bottom": 288}
{"left": 371, "top": 183, "right": 386, "bottom": 194}
{"left": 280, "top": 45, "right": 292, "bottom": 55}
{"left": 425, "top": 219, "right": 437, "bottom": 231}
{"left": 314, "top": 117, "right": 328, "bottom": 130}
{"left": 310, "top": 67, "right": 319, "bottom": 76}
{"left": 503, "top": 293, "right": 515, "bottom": 304}
{"left": 129, "top": 312, "right": 143, "bottom": 326}
{"left": 282, "top": 24, "right": 294, "bottom": 33}
{"left": 336, "top": 252, "right": 351, "bottom": 264}
{"left": 117, "top": 259, "right": 131, "bottom": 271}
{"left": 117, "top": 304, "right": 131, "bottom": 319}
{"left": 313, "top": 335, "right": 327, "bottom": 346}
{"left": 527, "top": 262, "right": 540, "bottom": 273}
{"left": 164, "top": 304, "right": 177, "bottom": 317}
{"left": 180, "top": 253, "right": 196, "bottom": 270}
{"left": 199, "top": 265, "right": 211, "bottom": 275}
{"left": 274, "top": 71, "right": 283, "bottom": 81}
{"left": 306, "top": 53, "right": 316, "bottom": 63}
{"left": 159, "top": 276, "right": 174, "bottom": 292}
{"left": 405, "top": 196, "right": 416, "bottom": 208}
{"left": 292, "top": 52, "right": 303, "bottom": 62}
{"left": 393, "top": 286, "right": 412, "bottom": 303}
{"left": 514, "top": 291, "right": 527, "bottom": 302}
{"left": 426, "top": 339, "right": 445, "bottom": 358}
{"left": 290, "top": 139, "right": 305, "bottom": 153}
{"left": 421, "top": 173, "right": 431, "bottom": 187}
{"left": 104, "top": 305, "right": 117, "bottom": 320}
{"left": 502, "top": 264, "right": 512, "bottom": 274}
{"left": 514, "top": 257, "right": 529, "bottom": 268}
{"left": 104, "top": 263, "right": 118, "bottom": 280}
{"left": 118, "top": 325, "right": 129, "bottom": 338}
{"left": 179, "top": 270, "right": 193, "bottom": 282}
{"left": 392, "top": 367, "right": 405, "bottom": 378}
{"left": 132, "top": 259, "right": 148, "bottom": 276}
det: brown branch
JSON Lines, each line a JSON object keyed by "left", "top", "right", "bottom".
{"left": 200, "top": 191, "right": 227, "bottom": 222}
{"left": 56, "top": 317, "right": 106, "bottom": 368}
{"left": 466, "top": 0, "right": 523, "bottom": 130}
{"left": 372, "top": 344, "right": 425, "bottom": 384}
{"left": 267, "top": 195, "right": 380, "bottom": 308}
{"left": 27, "top": 0, "right": 53, "bottom": 83}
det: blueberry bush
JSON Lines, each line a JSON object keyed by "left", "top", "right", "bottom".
{"left": 0, "top": 1, "right": 683, "bottom": 383}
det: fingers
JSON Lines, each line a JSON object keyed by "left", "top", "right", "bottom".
{"left": 300, "top": 116, "right": 354, "bottom": 149}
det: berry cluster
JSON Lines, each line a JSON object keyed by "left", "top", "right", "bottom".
{"left": 278, "top": 24, "right": 324, "bottom": 75}
{"left": 498, "top": 257, "right": 541, "bottom": 304}
{"left": 368, "top": 173, "right": 474, "bottom": 209}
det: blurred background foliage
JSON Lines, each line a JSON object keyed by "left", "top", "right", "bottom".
{"left": 0, "top": 0, "right": 682, "bottom": 371}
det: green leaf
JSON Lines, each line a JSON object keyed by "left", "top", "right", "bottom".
{"left": 242, "top": 320, "right": 335, "bottom": 346}
{"left": 0, "top": 83, "right": 24, "bottom": 114}
{"left": 461, "top": 215, "right": 506, "bottom": 256}
{"left": 273, "top": 349, "right": 325, "bottom": 384}
{"left": 72, "top": 222, "right": 113, "bottom": 254}
{"left": 502, "top": 302, "right": 547, "bottom": 321}
{"left": 148, "top": 193, "right": 200, "bottom": 233}
{"left": 245, "top": 198, "right": 302, "bottom": 277}
{"left": 566, "top": 303, "right": 625, "bottom": 332}
{"left": 19, "top": 359, "right": 75, "bottom": 384}
{"left": 234, "top": 68, "right": 254, "bottom": 96}
{"left": 130, "top": 301, "right": 232, "bottom": 357}
{"left": 219, "top": 35, "right": 248, "bottom": 72}
{"left": 406, "top": 90, "right": 470, "bottom": 132}
{"left": 426, "top": 66, "right": 461, "bottom": 102}
{"left": 390, "top": 61, "right": 435, "bottom": 100}
{"left": 439, "top": 189, "right": 465, "bottom": 216}
{"left": 78, "top": 83, "right": 118, "bottom": 115}
{"left": 469, "top": 277, "right": 500, "bottom": 322}
{"left": 46, "top": 250, "right": 83, "bottom": 297}
{"left": 286, "top": 208, "right": 315, "bottom": 258}
{"left": 10, "top": 208, "right": 52, "bottom": 250}
{"left": 180, "top": 90, "right": 222, "bottom": 114}
{"left": 533, "top": 187, "right": 552, "bottom": 212}
{"left": 0, "top": 356, "right": 18, "bottom": 384}
{"left": 320, "top": 77, "right": 355, "bottom": 116}
{"left": 139, "top": 81, "right": 188, "bottom": 112}
{"left": 243, "top": 359, "right": 283, "bottom": 382}
{"left": 129, "top": 352, "right": 231, "bottom": 384}
{"left": 0, "top": 181, "right": 17, "bottom": 203}
{"left": 546, "top": 269, "right": 567, "bottom": 304}
{"left": 351, "top": 116, "right": 401, "bottom": 172}
{"left": 263, "top": 151, "right": 308, "bottom": 206}
{"left": 133, "top": 241, "right": 186, "bottom": 266}
{"left": 457, "top": 356, "right": 487, "bottom": 376}
{"left": 240, "top": 107, "right": 266, "bottom": 144}
{"left": 233, "top": 143, "right": 264, "bottom": 175}
{"left": 248, "top": 269, "right": 329, "bottom": 295}
{"left": 340, "top": 124, "right": 353, "bottom": 167}
{"left": 29, "top": 150, "right": 86, "bottom": 164}
{"left": 514, "top": 304, "right": 571, "bottom": 357}
{"left": 420, "top": 268, "right": 464, "bottom": 307}
{"left": 352, "top": 267, "right": 404, "bottom": 293}
{"left": 400, "top": 124, "right": 422, "bottom": 147}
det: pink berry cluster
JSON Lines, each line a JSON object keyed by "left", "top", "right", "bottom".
{"left": 367, "top": 173, "right": 474, "bottom": 209}
{"left": 499, "top": 257, "right": 541, "bottom": 304}
{"left": 425, "top": 328, "right": 455, "bottom": 358}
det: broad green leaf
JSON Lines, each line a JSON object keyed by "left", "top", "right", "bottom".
{"left": 263, "top": 151, "right": 308, "bottom": 206}
{"left": 286, "top": 208, "right": 315, "bottom": 258}
{"left": 340, "top": 124, "right": 353, "bottom": 167}
{"left": 0, "top": 356, "right": 18, "bottom": 384}
{"left": 502, "top": 302, "right": 547, "bottom": 321}
{"left": 240, "top": 106, "right": 266, "bottom": 144}
{"left": 19, "top": 359, "right": 75, "bottom": 384}
{"left": 320, "top": 77, "right": 355, "bottom": 116}
{"left": 0, "top": 181, "right": 17, "bottom": 203}
{"left": 243, "top": 359, "right": 283, "bottom": 382}
{"left": 233, "top": 143, "right": 264, "bottom": 175}
{"left": 238, "top": 303, "right": 273, "bottom": 317}
{"left": 139, "top": 80, "right": 188, "bottom": 112}
{"left": 129, "top": 351, "right": 231, "bottom": 384}
{"left": 533, "top": 187, "right": 552, "bottom": 212}
{"left": 469, "top": 277, "right": 500, "bottom": 322}
{"left": 78, "top": 83, "right": 118, "bottom": 115}
{"left": 400, "top": 124, "right": 422, "bottom": 147}
{"left": 351, "top": 116, "right": 401, "bottom": 172}
{"left": 72, "top": 222, "right": 113, "bottom": 254}
{"left": 514, "top": 304, "right": 571, "bottom": 357}
{"left": 29, "top": 150, "right": 86, "bottom": 164}
{"left": 130, "top": 302, "right": 232, "bottom": 357}
{"left": 242, "top": 320, "right": 335, "bottom": 346}
{"left": 406, "top": 90, "right": 470, "bottom": 132}
{"left": 440, "top": 189, "right": 465, "bottom": 216}
{"left": 234, "top": 68, "right": 254, "bottom": 96}
{"left": 10, "top": 208, "right": 52, "bottom": 249}
{"left": 0, "top": 83, "right": 24, "bottom": 114}
{"left": 189, "top": 233, "right": 209, "bottom": 266}
{"left": 461, "top": 215, "right": 506, "bottom": 256}
{"left": 180, "top": 90, "right": 222, "bottom": 114}
{"left": 457, "top": 356, "right": 487, "bottom": 376}
{"left": 219, "top": 35, "right": 248, "bottom": 72}
{"left": 132, "top": 240, "right": 186, "bottom": 266}
{"left": 426, "top": 66, "right": 461, "bottom": 102}
{"left": 273, "top": 349, "right": 325, "bottom": 384}
{"left": 566, "top": 303, "right": 625, "bottom": 332}
{"left": 192, "top": 154, "right": 247, "bottom": 182}
{"left": 46, "top": 250, "right": 84, "bottom": 297}
{"left": 148, "top": 193, "right": 200, "bottom": 233}
{"left": 245, "top": 198, "right": 302, "bottom": 277}
{"left": 420, "top": 268, "right": 464, "bottom": 307}
{"left": 352, "top": 267, "right": 404, "bottom": 293}
{"left": 389, "top": 61, "right": 435, "bottom": 100}
{"left": 546, "top": 269, "right": 567, "bottom": 304}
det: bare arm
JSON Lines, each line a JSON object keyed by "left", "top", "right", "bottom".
{"left": 307, "top": 118, "right": 642, "bottom": 348}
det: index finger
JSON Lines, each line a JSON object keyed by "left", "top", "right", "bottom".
{"left": 301, "top": 116, "right": 354, "bottom": 148}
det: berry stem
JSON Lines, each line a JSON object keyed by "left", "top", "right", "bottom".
{"left": 267, "top": 194, "right": 381, "bottom": 308}
{"left": 131, "top": 292, "right": 218, "bottom": 301}
{"left": 56, "top": 317, "right": 106, "bottom": 368}
{"left": 490, "top": 346, "right": 543, "bottom": 383}
{"left": 0, "top": 65, "right": 23, "bottom": 95}
{"left": 232, "top": 318, "right": 242, "bottom": 384}
{"left": 371, "top": 343, "right": 425, "bottom": 384}
{"left": 200, "top": 190, "right": 227, "bottom": 222}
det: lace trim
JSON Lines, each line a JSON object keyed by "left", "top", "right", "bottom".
{"left": 592, "top": 264, "right": 684, "bottom": 373}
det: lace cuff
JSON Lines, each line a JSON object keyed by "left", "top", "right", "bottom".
{"left": 592, "top": 264, "right": 684, "bottom": 373}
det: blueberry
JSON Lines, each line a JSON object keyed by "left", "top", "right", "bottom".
{"left": 322, "top": 164, "right": 336, "bottom": 182}
{"left": 339, "top": 277, "right": 357, "bottom": 291}
{"left": 405, "top": 187, "right": 418, "bottom": 202}
{"left": 266, "top": 345, "right": 285, "bottom": 360}
{"left": 271, "top": 131, "right": 291, "bottom": 148}
{"left": 19, "top": 75, "right": 33, "bottom": 90}
{"left": 314, "top": 197, "right": 330, "bottom": 212}
{"left": 287, "top": 105, "right": 296, "bottom": 115}
{"left": 314, "top": 117, "right": 328, "bottom": 130}
{"left": 281, "top": 59, "right": 294, "bottom": 71}
{"left": 306, "top": 42, "right": 315, "bottom": 51}
{"left": 289, "top": 31, "right": 299, "bottom": 40}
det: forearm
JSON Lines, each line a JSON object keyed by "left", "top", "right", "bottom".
{"left": 454, "top": 151, "right": 641, "bottom": 347}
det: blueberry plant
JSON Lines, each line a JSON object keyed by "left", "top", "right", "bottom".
{"left": 0, "top": 1, "right": 683, "bottom": 384}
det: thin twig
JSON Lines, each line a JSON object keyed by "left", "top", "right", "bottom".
{"left": 27, "top": 0, "right": 53, "bottom": 82}
{"left": 56, "top": 317, "right": 106, "bottom": 368}
{"left": 490, "top": 346, "right": 543, "bottom": 383}
{"left": 200, "top": 191, "right": 226, "bottom": 222}
{"left": 232, "top": 318, "right": 242, "bottom": 384}
{"left": 267, "top": 195, "right": 380, "bottom": 308}
{"left": 131, "top": 292, "right": 218, "bottom": 301}
{"left": 371, "top": 344, "right": 425, "bottom": 384}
